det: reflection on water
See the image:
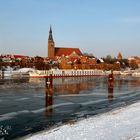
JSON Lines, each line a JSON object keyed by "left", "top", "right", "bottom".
{"left": 45, "top": 77, "right": 53, "bottom": 114}
{"left": 0, "top": 78, "right": 29, "bottom": 85}
{"left": 44, "top": 76, "right": 115, "bottom": 115}
{"left": 1, "top": 76, "right": 140, "bottom": 139}
{"left": 108, "top": 73, "right": 114, "bottom": 102}
{"left": 108, "top": 88, "right": 114, "bottom": 102}
{"left": 45, "top": 95, "right": 53, "bottom": 114}
{"left": 53, "top": 77, "right": 98, "bottom": 95}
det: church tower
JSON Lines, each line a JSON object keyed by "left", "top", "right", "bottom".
{"left": 48, "top": 26, "right": 55, "bottom": 58}
{"left": 117, "top": 52, "right": 122, "bottom": 60}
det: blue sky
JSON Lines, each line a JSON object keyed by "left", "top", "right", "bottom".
{"left": 0, "top": 0, "right": 140, "bottom": 58}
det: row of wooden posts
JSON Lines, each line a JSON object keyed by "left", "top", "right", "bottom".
{"left": 45, "top": 73, "right": 114, "bottom": 97}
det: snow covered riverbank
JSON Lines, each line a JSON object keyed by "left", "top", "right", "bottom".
{"left": 25, "top": 101, "right": 140, "bottom": 140}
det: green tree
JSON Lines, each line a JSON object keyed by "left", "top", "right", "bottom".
{"left": 103, "top": 55, "right": 117, "bottom": 64}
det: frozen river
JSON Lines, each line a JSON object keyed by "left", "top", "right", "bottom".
{"left": 0, "top": 76, "right": 140, "bottom": 139}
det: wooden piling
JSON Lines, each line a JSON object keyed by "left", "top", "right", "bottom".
{"left": 108, "top": 72, "right": 114, "bottom": 88}
{"left": 45, "top": 74, "right": 53, "bottom": 96}
{"left": 108, "top": 71, "right": 114, "bottom": 102}
{"left": 45, "top": 75, "right": 53, "bottom": 114}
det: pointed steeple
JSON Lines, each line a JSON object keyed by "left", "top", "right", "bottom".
{"left": 48, "top": 25, "right": 55, "bottom": 58}
{"left": 48, "top": 25, "right": 53, "bottom": 42}
{"left": 49, "top": 25, "right": 52, "bottom": 34}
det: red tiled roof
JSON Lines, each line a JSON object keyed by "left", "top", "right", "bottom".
{"left": 55, "top": 47, "right": 83, "bottom": 57}
{"left": 13, "top": 55, "right": 28, "bottom": 59}
{"left": 132, "top": 56, "right": 140, "bottom": 60}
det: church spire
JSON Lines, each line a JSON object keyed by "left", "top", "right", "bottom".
{"left": 48, "top": 25, "right": 55, "bottom": 58}
{"left": 48, "top": 25, "right": 53, "bottom": 42}
{"left": 49, "top": 25, "right": 52, "bottom": 34}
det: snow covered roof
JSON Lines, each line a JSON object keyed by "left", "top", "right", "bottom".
{"left": 98, "top": 58, "right": 104, "bottom": 63}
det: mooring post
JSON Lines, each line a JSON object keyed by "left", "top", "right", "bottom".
{"left": 45, "top": 77, "right": 49, "bottom": 97}
{"left": 108, "top": 71, "right": 114, "bottom": 102}
{"left": 45, "top": 74, "right": 53, "bottom": 97}
{"left": 108, "top": 71, "right": 114, "bottom": 88}
{"left": 45, "top": 77, "right": 49, "bottom": 88}
{"left": 45, "top": 74, "right": 53, "bottom": 114}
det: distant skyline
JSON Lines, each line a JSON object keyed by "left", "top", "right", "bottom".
{"left": 0, "top": 0, "right": 140, "bottom": 58}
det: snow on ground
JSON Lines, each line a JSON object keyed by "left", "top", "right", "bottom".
{"left": 25, "top": 102, "right": 140, "bottom": 140}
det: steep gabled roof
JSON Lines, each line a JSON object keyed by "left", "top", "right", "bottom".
{"left": 48, "top": 25, "right": 54, "bottom": 42}
{"left": 55, "top": 47, "right": 83, "bottom": 57}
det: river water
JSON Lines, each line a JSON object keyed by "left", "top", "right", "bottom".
{"left": 0, "top": 76, "right": 140, "bottom": 139}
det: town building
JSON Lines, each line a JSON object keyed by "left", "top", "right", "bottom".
{"left": 117, "top": 52, "right": 122, "bottom": 60}
{"left": 128, "top": 56, "right": 140, "bottom": 68}
{"left": 48, "top": 26, "right": 83, "bottom": 58}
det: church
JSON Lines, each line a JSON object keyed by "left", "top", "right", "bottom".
{"left": 48, "top": 26, "right": 83, "bottom": 58}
